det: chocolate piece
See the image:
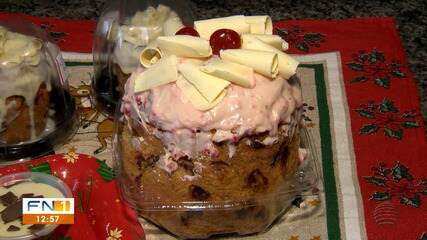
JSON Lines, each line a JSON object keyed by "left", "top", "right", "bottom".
{"left": 7, "top": 225, "right": 20, "bottom": 231}
{"left": 1, "top": 199, "right": 22, "bottom": 224}
{"left": 247, "top": 169, "right": 268, "bottom": 190}
{"left": 178, "top": 157, "right": 194, "bottom": 172}
{"left": 272, "top": 144, "right": 288, "bottom": 166}
{"left": 28, "top": 224, "right": 45, "bottom": 232}
{"left": 20, "top": 193, "right": 35, "bottom": 199}
{"left": 190, "top": 185, "right": 210, "bottom": 201}
{"left": 250, "top": 140, "right": 265, "bottom": 149}
{"left": 0, "top": 192, "right": 18, "bottom": 206}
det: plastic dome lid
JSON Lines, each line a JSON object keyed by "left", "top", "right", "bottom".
{"left": 92, "top": 0, "right": 194, "bottom": 116}
{"left": 0, "top": 19, "right": 79, "bottom": 162}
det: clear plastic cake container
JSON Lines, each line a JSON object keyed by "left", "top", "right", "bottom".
{"left": 113, "top": 110, "right": 319, "bottom": 239}
{"left": 92, "top": 0, "right": 194, "bottom": 116}
{"left": 0, "top": 172, "right": 73, "bottom": 240}
{"left": 0, "top": 19, "right": 79, "bottom": 162}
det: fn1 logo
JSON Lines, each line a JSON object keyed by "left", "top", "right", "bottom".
{"left": 22, "top": 198, "right": 74, "bottom": 224}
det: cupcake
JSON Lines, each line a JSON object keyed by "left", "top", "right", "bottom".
{"left": 116, "top": 15, "right": 303, "bottom": 238}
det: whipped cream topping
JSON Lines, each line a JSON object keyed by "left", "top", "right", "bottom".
{"left": 122, "top": 59, "right": 302, "bottom": 160}
{"left": 114, "top": 5, "right": 183, "bottom": 74}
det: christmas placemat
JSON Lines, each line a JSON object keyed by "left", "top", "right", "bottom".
{"left": 1, "top": 12, "right": 426, "bottom": 240}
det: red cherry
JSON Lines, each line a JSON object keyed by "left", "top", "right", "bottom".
{"left": 209, "top": 29, "right": 241, "bottom": 55}
{"left": 175, "top": 27, "right": 200, "bottom": 37}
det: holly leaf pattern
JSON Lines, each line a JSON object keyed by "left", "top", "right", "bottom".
{"left": 391, "top": 161, "right": 413, "bottom": 182}
{"left": 356, "top": 109, "right": 374, "bottom": 118}
{"left": 346, "top": 62, "right": 364, "bottom": 71}
{"left": 374, "top": 77, "right": 391, "bottom": 88}
{"left": 390, "top": 68, "right": 406, "bottom": 78}
{"left": 384, "top": 128, "right": 403, "bottom": 140}
{"left": 276, "top": 26, "right": 325, "bottom": 52}
{"left": 379, "top": 99, "right": 398, "bottom": 113}
{"left": 402, "top": 121, "right": 419, "bottom": 128}
{"left": 347, "top": 49, "right": 406, "bottom": 88}
{"left": 370, "top": 192, "right": 391, "bottom": 201}
{"left": 400, "top": 194, "right": 421, "bottom": 208}
{"left": 364, "top": 176, "right": 386, "bottom": 186}
{"left": 351, "top": 76, "right": 368, "bottom": 83}
{"left": 359, "top": 124, "right": 378, "bottom": 134}
{"left": 295, "top": 42, "right": 309, "bottom": 52}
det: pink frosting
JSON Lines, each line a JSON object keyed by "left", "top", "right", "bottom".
{"left": 122, "top": 64, "right": 302, "bottom": 160}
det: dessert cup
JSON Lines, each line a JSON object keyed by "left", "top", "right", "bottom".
{"left": 0, "top": 20, "right": 78, "bottom": 162}
{"left": 0, "top": 172, "right": 73, "bottom": 240}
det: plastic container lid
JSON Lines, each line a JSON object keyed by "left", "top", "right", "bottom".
{"left": 0, "top": 19, "right": 79, "bottom": 162}
{"left": 92, "top": 0, "right": 194, "bottom": 116}
{"left": 0, "top": 172, "right": 73, "bottom": 240}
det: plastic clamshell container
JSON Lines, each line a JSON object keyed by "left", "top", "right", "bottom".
{"left": 92, "top": 0, "right": 194, "bottom": 116}
{"left": 113, "top": 71, "right": 320, "bottom": 239}
{"left": 0, "top": 20, "right": 79, "bottom": 162}
{"left": 0, "top": 172, "right": 73, "bottom": 240}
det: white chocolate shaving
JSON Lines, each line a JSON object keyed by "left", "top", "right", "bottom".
{"left": 241, "top": 34, "right": 288, "bottom": 50}
{"left": 194, "top": 15, "right": 250, "bottom": 39}
{"left": 245, "top": 16, "right": 273, "bottom": 34}
{"left": 163, "top": 17, "right": 184, "bottom": 36}
{"left": 220, "top": 49, "right": 279, "bottom": 78}
{"left": 134, "top": 55, "right": 178, "bottom": 93}
{"left": 156, "top": 35, "right": 212, "bottom": 58}
{"left": 176, "top": 75, "right": 226, "bottom": 111}
{"left": 200, "top": 59, "right": 254, "bottom": 88}
{"left": 178, "top": 62, "right": 230, "bottom": 102}
{"left": 241, "top": 37, "right": 298, "bottom": 78}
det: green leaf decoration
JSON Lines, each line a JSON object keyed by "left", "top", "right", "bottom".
{"left": 351, "top": 76, "right": 368, "bottom": 83}
{"left": 356, "top": 109, "right": 374, "bottom": 118}
{"left": 390, "top": 68, "right": 406, "bottom": 78}
{"left": 26, "top": 162, "right": 51, "bottom": 175}
{"left": 96, "top": 159, "right": 115, "bottom": 182}
{"left": 402, "top": 121, "right": 419, "bottom": 128}
{"left": 295, "top": 42, "right": 309, "bottom": 52}
{"left": 379, "top": 168, "right": 391, "bottom": 177}
{"left": 384, "top": 128, "right": 403, "bottom": 140}
{"left": 420, "top": 232, "right": 427, "bottom": 240}
{"left": 400, "top": 194, "right": 421, "bottom": 208}
{"left": 379, "top": 99, "right": 398, "bottom": 113}
{"left": 59, "top": 237, "right": 72, "bottom": 240}
{"left": 276, "top": 28, "right": 288, "bottom": 37}
{"left": 391, "top": 161, "right": 413, "bottom": 182}
{"left": 370, "top": 191, "right": 391, "bottom": 201}
{"left": 304, "top": 33, "right": 323, "bottom": 40}
{"left": 364, "top": 176, "right": 386, "bottom": 186}
{"left": 374, "top": 77, "right": 391, "bottom": 88}
{"left": 373, "top": 50, "right": 385, "bottom": 62}
{"left": 359, "top": 124, "right": 378, "bottom": 135}
{"left": 346, "top": 62, "right": 365, "bottom": 71}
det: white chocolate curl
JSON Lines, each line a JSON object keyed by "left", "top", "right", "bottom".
{"left": 134, "top": 55, "right": 178, "bottom": 93}
{"left": 156, "top": 35, "right": 212, "bottom": 58}
{"left": 220, "top": 49, "right": 279, "bottom": 78}
{"left": 200, "top": 59, "right": 255, "bottom": 88}
{"left": 245, "top": 16, "right": 273, "bottom": 34}
{"left": 140, "top": 43, "right": 162, "bottom": 68}
{"left": 241, "top": 37, "right": 298, "bottom": 79}
{"left": 241, "top": 34, "right": 288, "bottom": 50}
{"left": 194, "top": 15, "right": 250, "bottom": 39}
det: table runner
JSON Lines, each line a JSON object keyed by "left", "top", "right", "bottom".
{"left": 1, "top": 13, "right": 426, "bottom": 240}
